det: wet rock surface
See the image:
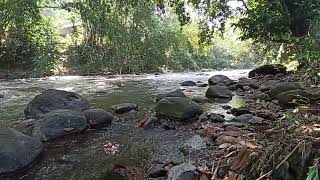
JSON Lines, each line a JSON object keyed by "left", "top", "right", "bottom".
{"left": 205, "top": 85, "right": 233, "bottom": 99}
{"left": 208, "top": 75, "right": 234, "bottom": 86}
{"left": 33, "top": 110, "right": 88, "bottom": 141}
{"left": 112, "top": 103, "right": 139, "bottom": 114}
{"left": 24, "top": 89, "right": 90, "bottom": 119}
{"left": 181, "top": 80, "right": 197, "bottom": 86}
{"left": 0, "top": 128, "right": 43, "bottom": 175}
{"left": 155, "top": 97, "right": 203, "bottom": 120}
{"left": 156, "top": 89, "right": 187, "bottom": 102}
{"left": 83, "top": 109, "right": 113, "bottom": 128}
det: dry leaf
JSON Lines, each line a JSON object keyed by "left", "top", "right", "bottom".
{"left": 216, "top": 135, "right": 237, "bottom": 145}
{"left": 239, "top": 140, "right": 258, "bottom": 149}
{"left": 136, "top": 117, "right": 148, "bottom": 128}
{"left": 223, "top": 171, "right": 237, "bottom": 180}
{"left": 206, "top": 127, "right": 222, "bottom": 140}
{"left": 63, "top": 127, "right": 74, "bottom": 132}
{"left": 230, "top": 147, "right": 250, "bottom": 171}
{"left": 113, "top": 164, "right": 141, "bottom": 180}
{"left": 223, "top": 130, "right": 241, "bottom": 137}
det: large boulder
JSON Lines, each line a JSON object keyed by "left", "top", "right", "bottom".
{"left": 248, "top": 64, "right": 287, "bottom": 78}
{"left": 33, "top": 110, "right": 88, "bottom": 141}
{"left": 276, "top": 89, "right": 314, "bottom": 107}
{"left": 156, "top": 89, "right": 187, "bottom": 102}
{"left": 236, "top": 78, "right": 259, "bottom": 89}
{"left": 205, "top": 85, "right": 233, "bottom": 99}
{"left": 0, "top": 128, "right": 43, "bottom": 175}
{"left": 208, "top": 75, "right": 234, "bottom": 86}
{"left": 24, "top": 89, "right": 90, "bottom": 119}
{"left": 155, "top": 97, "right": 203, "bottom": 120}
{"left": 83, "top": 109, "right": 113, "bottom": 128}
{"left": 112, "top": 103, "right": 138, "bottom": 114}
{"left": 269, "top": 83, "right": 303, "bottom": 99}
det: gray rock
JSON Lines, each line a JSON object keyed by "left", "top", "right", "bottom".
{"left": 209, "top": 113, "right": 225, "bottom": 123}
{"left": 276, "top": 89, "right": 314, "bottom": 107}
{"left": 233, "top": 114, "right": 265, "bottom": 125}
{"left": 33, "top": 110, "right": 88, "bottom": 141}
{"left": 253, "top": 93, "right": 270, "bottom": 100}
{"left": 167, "top": 163, "right": 197, "bottom": 180}
{"left": 221, "top": 105, "right": 232, "bottom": 110}
{"left": 198, "top": 114, "right": 209, "bottom": 122}
{"left": 155, "top": 97, "right": 203, "bottom": 120}
{"left": 230, "top": 107, "right": 251, "bottom": 116}
{"left": 112, "top": 103, "right": 138, "bottom": 114}
{"left": 0, "top": 128, "right": 43, "bottom": 175}
{"left": 144, "top": 117, "right": 161, "bottom": 130}
{"left": 208, "top": 75, "right": 234, "bottom": 86}
{"left": 197, "top": 83, "right": 208, "bottom": 87}
{"left": 205, "top": 85, "right": 233, "bottom": 99}
{"left": 156, "top": 90, "right": 187, "bottom": 102}
{"left": 83, "top": 109, "right": 113, "bottom": 128}
{"left": 249, "top": 64, "right": 287, "bottom": 78}
{"left": 191, "top": 96, "right": 211, "bottom": 104}
{"left": 24, "top": 89, "right": 90, "bottom": 119}
{"left": 0, "top": 94, "right": 4, "bottom": 99}
{"left": 269, "top": 83, "right": 303, "bottom": 99}
{"left": 236, "top": 78, "right": 259, "bottom": 89}
{"left": 181, "top": 81, "right": 197, "bottom": 86}
{"left": 124, "top": 110, "right": 139, "bottom": 121}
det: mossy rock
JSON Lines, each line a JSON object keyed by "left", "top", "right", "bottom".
{"left": 276, "top": 89, "right": 313, "bottom": 107}
{"left": 269, "top": 83, "right": 303, "bottom": 99}
{"left": 155, "top": 97, "right": 203, "bottom": 120}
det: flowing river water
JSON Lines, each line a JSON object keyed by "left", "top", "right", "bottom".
{"left": 0, "top": 69, "right": 249, "bottom": 180}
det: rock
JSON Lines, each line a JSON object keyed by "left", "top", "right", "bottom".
{"left": 205, "top": 85, "right": 233, "bottom": 99}
{"left": 208, "top": 75, "right": 234, "bottom": 86}
{"left": 181, "top": 81, "right": 197, "bottom": 86}
{"left": 233, "top": 114, "right": 254, "bottom": 122}
{"left": 83, "top": 109, "right": 113, "bottom": 128}
{"left": 33, "top": 110, "right": 88, "bottom": 141}
{"left": 0, "top": 94, "right": 4, "bottom": 99}
{"left": 227, "top": 84, "right": 237, "bottom": 90}
{"left": 123, "top": 110, "right": 139, "bottom": 121}
{"left": 156, "top": 89, "right": 187, "bottom": 102}
{"left": 0, "top": 128, "right": 43, "bottom": 175}
{"left": 230, "top": 107, "right": 251, "bottom": 116}
{"left": 24, "top": 89, "right": 90, "bottom": 119}
{"left": 253, "top": 93, "right": 270, "bottom": 101}
{"left": 221, "top": 105, "right": 232, "bottom": 110}
{"left": 155, "top": 97, "right": 203, "bottom": 120}
{"left": 191, "top": 96, "right": 211, "bottom": 104}
{"left": 269, "top": 83, "right": 303, "bottom": 99}
{"left": 14, "top": 119, "right": 37, "bottom": 136}
{"left": 148, "top": 164, "right": 167, "bottom": 178}
{"left": 197, "top": 83, "right": 208, "bottom": 87}
{"left": 112, "top": 103, "right": 138, "bottom": 114}
{"left": 248, "top": 64, "right": 287, "bottom": 78}
{"left": 236, "top": 78, "right": 259, "bottom": 89}
{"left": 209, "top": 113, "right": 225, "bottom": 123}
{"left": 276, "top": 89, "right": 314, "bottom": 107}
{"left": 198, "top": 114, "right": 209, "bottom": 122}
{"left": 143, "top": 117, "right": 161, "bottom": 130}
{"left": 167, "top": 163, "right": 197, "bottom": 180}
{"left": 233, "top": 114, "right": 265, "bottom": 125}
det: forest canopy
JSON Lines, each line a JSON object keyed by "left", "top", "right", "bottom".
{"left": 0, "top": 0, "right": 319, "bottom": 77}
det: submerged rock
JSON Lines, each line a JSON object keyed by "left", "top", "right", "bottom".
{"left": 232, "top": 114, "right": 265, "bottom": 125}
{"left": 33, "top": 110, "right": 88, "bottom": 141}
{"left": 248, "top": 64, "right": 287, "bottom": 78}
{"left": 236, "top": 78, "right": 259, "bottom": 89}
{"left": 83, "top": 109, "right": 113, "bottom": 128}
{"left": 156, "top": 89, "right": 187, "bottom": 102}
{"left": 205, "top": 85, "right": 233, "bottom": 99}
{"left": 0, "top": 128, "right": 43, "bottom": 175}
{"left": 181, "top": 81, "right": 197, "bottom": 86}
{"left": 208, "top": 75, "right": 234, "bottom": 86}
{"left": 24, "top": 89, "right": 90, "bottom": 119}
{"left": 112, "top": 103, "right": 138, "bottom": 114}
{"left": 269, "top": 83, "right": 303, "bottom": 99}
{"left": 155, "top": 97, "right": 203, "bottom": 120}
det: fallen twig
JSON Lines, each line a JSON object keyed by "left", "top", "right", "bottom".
{"left": 211, "top": 158, "right": 221, "bottom": 180}
{"left": 256, "top": 141, "right": 303, "bottom": 180}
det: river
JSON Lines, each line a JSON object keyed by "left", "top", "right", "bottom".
{"left": 0, "top": 69, "right": 249, "bottom": 179}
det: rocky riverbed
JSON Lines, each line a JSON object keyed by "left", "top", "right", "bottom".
{"left": 0, "top": 66, "right": 319, "bottom": 180}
